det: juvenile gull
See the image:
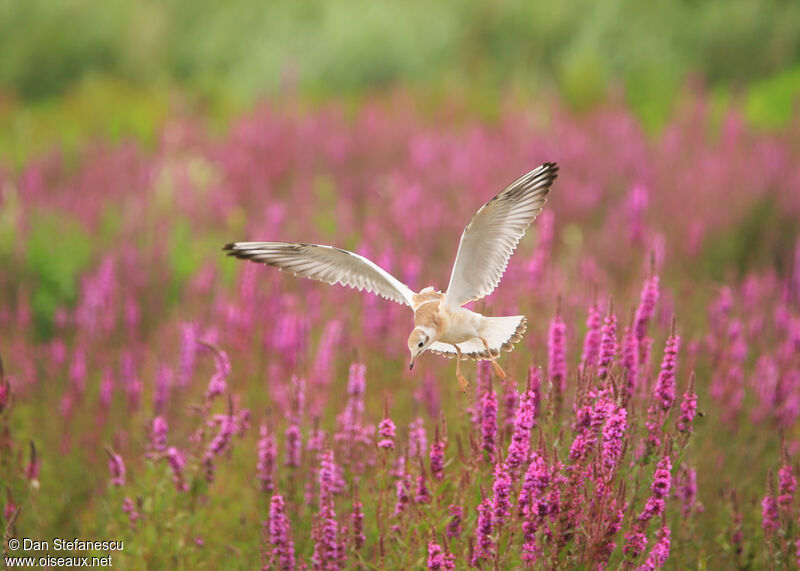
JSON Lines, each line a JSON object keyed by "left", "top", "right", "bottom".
{"left": 224, "top": 162, "right": 559, "bottom": 391}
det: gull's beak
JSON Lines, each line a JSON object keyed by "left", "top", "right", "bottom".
{"left": 409, "top": 358, "right": 415, "bottom": 371}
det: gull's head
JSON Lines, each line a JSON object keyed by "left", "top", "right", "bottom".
{"left": 408, "top": 326, "right": 434, "bottom": 370}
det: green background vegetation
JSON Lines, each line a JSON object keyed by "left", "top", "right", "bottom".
{"left": 2, "top": 0, "right": 800, "bottom": 164}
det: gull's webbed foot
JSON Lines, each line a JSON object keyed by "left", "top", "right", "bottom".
{"left": 480, "top": 337, "right": 508, "bottom": 380}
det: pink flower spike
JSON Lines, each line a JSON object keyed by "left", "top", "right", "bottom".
{"left": 597, "top": 297, "right": 617, "bottom": 380}
{"left": 148, "top": 416, "right": 168, "bottom": 457}
{"left": 547, "top": 300, "right": 567, "bottom": 396}
{"left": 601, "top": 406, "right": 627, "bottom": 472}
{"left": 266, "top": 494, "right": 296, "bottom": 571}
{"left": 471, "top": 494, "right": 495, "bottom": 566}
{"left": 676, "top": 372, "right": 697, "bottom": 433}
{"left": 492, "top": 462, "right": 512, "bottom": 528}
{"left": 166, "top": 446, "right": 188, "bottom": 492}
{"left": 427, "top": 540, "right": 456, "bottom": 570}
{"left": 377, "top": 397, "right": 397, "bottom": 450}
{"left": 257, "top": 424, "right": 277, "bottom": 493}
{"left": 481, "top": 382, "right": 498, "bottom": 459}
{"left": 579, "top": 299, "right": 602, "bottom": 374}
{"left": 506, "top": 385, "right": 536, "bottom": 471}
{"left": 654, "top": 318, "right": 680, "bottom": 411}
{"left": 446, "top": 504, "right": 462, "bottom": 539}
{"left": 634, "top": 267, "right": 659, "bottom": 346}
{"left": 105, "top": 447, "right": 126, "bottom": 487}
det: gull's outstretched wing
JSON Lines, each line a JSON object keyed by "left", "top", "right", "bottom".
{"left": 443, "top": 162, "right": 558, "bottom": 308}
{"left": 223, "top": 241, "right": 416, "bottom": 307}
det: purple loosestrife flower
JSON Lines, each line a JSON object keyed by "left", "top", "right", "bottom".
{"left": 266, "top": 494, "right": 296, "bottom": 571}
{"left": 257, "top": 425, "right": 277, "bottom": 493}
{"left": 204, "top": 412, "right": 235, "bottom": 482}
{"left": 337, "top": 363, "right": 368, "bottom": 447}
{"left": 202, "top": 342, "right": 230, "bottom": 402}
{"left": 313, "top": 320, "right": 342, "bottom": 391}
{"left": 528, "top": 366, "right": 542, "bottom": 418}
{"left": 644, "top": 405, "right": 663, "bottom": 454}
{"left": 319, "top": 449, "right": 336, "bottom": 497}
{"left": 313, "top": 450, "right": 341, "bottom": 570}
{"left": 377, "top": 401, "right": 397, "bottom": 450}
{"left": 521, "top": 522, "right": 542, "bottom": 564}
{"left": 637, "top": 526, "right": 671, "bottom": 571}
{"left": 506, "top": 386, "right": 536, "bottom": 471}
{"left": 408, "top": 417, "right": 427, "bottom": 458}
{"left": 153, "top": 363, "right": 173, "bottom": 413}
{"left": 393, "top": 474, "right": 411, "bottom": 519}
{"left": 778, "top": 447, "right": 796, "bottom": 510}
{"left": 284, "top": 421, "right": 302, "bottom": 468}
{"left": 638, "top": 456, "right": 671, "bottom": 524}
{"left": 627, "top": 184, "right": 649, "bottom": 245}
{"left": 99, "top": 369, "right": 114, "bottom": 408}
{"left": 492, "top": 462, "right": 512, "bottom": 528}
{"left": 236, "top": 409, "right": 251, "bottom": 437}
{"left": 635, "top": 272, "right": 659, "bottom": 345}
{"left": 518, "top": 452, "right": 549, "bottom": 518}
{"left": 651, "top": 456, "right": 672, "bottom": 499}
{"left": 307, "top": 423, "right": 325, "bottom": 456}
{"left": 427, "top": 541, "right": 456, "bottom": 570}
{"left": 415, "top": 471, "right": 431, "bottom": 505}
{"left": 762, "top": 470, "right": 779, "bottom": 534}
{"left": 519, "top": 454, "right": 550, "bottom": 562}
{"left": 621, "top": 316, "right": 638, "bottom": 397}
{"left": 471, "top": 496, "right": 495, "bottom": 566}
{"left": 481, "top": 384, "right": 498, "bottom": 458}
{"left": 676, "top": 372, "right": 697, "bottom": 433}
{"left": 122, "top": 497, "right": 139, "bottom": 528}
{"left": 548, "top": 307, "right": 567, "bottom": 396}
{"left": 654, "top": 321, "right": 680, "bottom": 411}
{"left": 178, "top": 322, "right": 198, "bottom": 387}
{"left": 476, "top": 360, "right": 492, "bottom": 396}
{"left": 675, "top": 465, "right": 697, "bottom": 517}
{"left": 502, "top": 378, "right": 518, "bottom": 432}
{"left": 797, "top": 534, "right": 800, "bottom": 570}
{"left": 166, "top": 446, "right": 188, "bottom": 492}
{"left": 0, "top": 376, "right": 9, "bottom": 413}
{"left": 106, "top": 448, "right": 125, "bottom": 487}
{"left": 446, "top": 504, "right": 462, "bottom": 539}
{"left": 580, "top": 301, "right": 602, "bottom": 374}
{"left": 429, "top": 423, "right": 445, "bottom": 480}
{"left": 69, "top": 346, "right": 87, "bottom": 394}
{"left": 121, "top": 351, "right": 141, "bottom": 411}
{"left": 623, "top": 531, "right": 648, "bottom": 559}
{"left": 148, "top": 416, "right": 168, "bottom": 457}
{"left": 351, "top": 499, "right": 365, "bottom": 550}
{"left": 601, "top": 406, "right": 627, "bottom": 472}
{"left": 597, "top": 299, "right": 617, "bottom": 380}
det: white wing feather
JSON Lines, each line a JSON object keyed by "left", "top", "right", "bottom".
{"left": 443, "top": 163, "right": 558, "bottom": 307}
{"left": 224, "top": 241, "right": 416, "bottom": 307}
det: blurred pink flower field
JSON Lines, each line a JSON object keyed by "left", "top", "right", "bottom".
{"left": 1, "top": 94, "right": 800, "bottom": 569}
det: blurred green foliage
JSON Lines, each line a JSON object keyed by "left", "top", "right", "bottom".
{"left": 1, "top": 0, "right": 799, "bottom": 137}
{"left": 23, "top": 211, "right": 93, "bottom": 338}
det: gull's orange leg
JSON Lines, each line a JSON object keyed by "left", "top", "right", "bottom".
{"left": 481, "top": 338, "right": 507, "bottom": 379}
{"left": 452, "top": 344, "right": 470, "bottom": 393}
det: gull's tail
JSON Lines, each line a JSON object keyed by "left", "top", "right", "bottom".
{"left": 429, "top": 316, "right": 527, "bottom": 360}
{"left": 480, "top": 315, "right": 528, "bottom": 357}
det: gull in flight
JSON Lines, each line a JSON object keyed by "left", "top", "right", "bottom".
{"left": 224, "top": 162, "right": 558, "bottom": 391}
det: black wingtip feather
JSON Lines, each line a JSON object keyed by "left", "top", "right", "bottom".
{"left": 222, "top": 243, "right": 236, "bottom": 251}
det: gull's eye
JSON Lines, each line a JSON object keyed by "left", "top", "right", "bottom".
{"left": 418, "top": 342, "right": 424, "bottom": 348}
